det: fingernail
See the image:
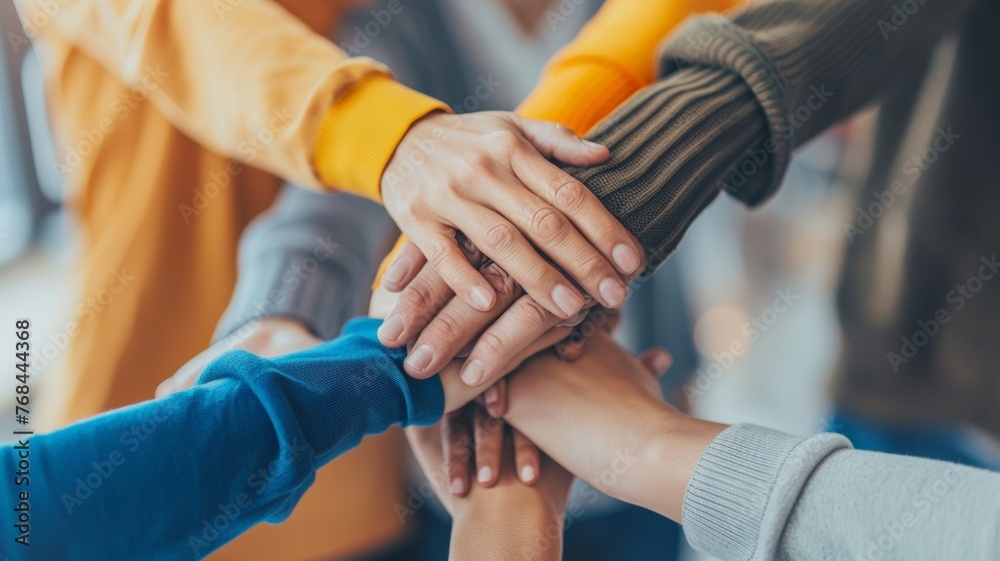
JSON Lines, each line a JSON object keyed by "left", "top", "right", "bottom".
{"left": 599, "top": 278, "right": 627, "bottom": 308}
{"left": 405, "top": 344, "right": 434, "bottom": 371}
{"left": 384, "top": 258, "right": 409, "bottom": 285}
{"left": 582, "top": 139, "right": 604, "bottom": 150}
{"left": 563, "top": 310, "right": 588, "bottom": 327}
{"left": 461, "top": 359, "right": 486, "bottom": 385}
{"left": 450, "top": 478, "right": 466, "bottom": 495}
{"left": 613, "top": 243, "right": 641, "bottom": 274}
{"left": 470, "top": 285, "right": 494, "bottom": 311}
{"left": 477, "top": 466, "right": 493, "bottom": 484}
{"left": 552, "top": 284, "right": 584, "bottom": 318}
{"left": 378, "top": 315, "right": 405, "bottom": 342}
{"left": 485, "top": 386, "right": 499, "bottom": 407}
{"left": 520, "top": 465, "right": 536, "bottom": 483}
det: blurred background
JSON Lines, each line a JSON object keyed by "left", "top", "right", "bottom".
{"left": 0, "top": 0, "right": 987, "bottom": 560}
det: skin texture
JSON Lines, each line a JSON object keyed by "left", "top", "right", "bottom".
{"left": 503, "top": 331, "right": 726, "bottom": 522}
{"left": 406, "top": 420, "right": 573, "bottom": 561}
{"left": 379, "top": 239, "right": 645, "bottom": 387}
{"left": 378, "top": 111, "right": 642, "bottom": 358}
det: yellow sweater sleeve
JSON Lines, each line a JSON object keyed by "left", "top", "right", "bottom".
{"left": 518, "top": 0, "right": 740, "bottom": 135}
{"left": 15, "top": 0, "right": 446, "bottom": 199}
{"left": 314, "top": 75, "right": 447, "bottom": 202}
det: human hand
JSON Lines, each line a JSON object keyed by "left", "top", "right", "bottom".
{"left": 438, "top": 403, "right": 542, "bottom": 497}
{"left": 406, "top": 415, "right": 572, "bottom": 561}
{"left": 371, "top": 271, "right": 570, "bottom": 414}
{"left": 377, "top": 239, "right": 640, "bottom": 386}
{"left": 381, "top": 111, "right": 642, "bottom": 325}
{"left": 155, "top": 317, "right": 321, "bottom": 397}
{"left": 503, "top": 331, "right": 725, "bottom": 522}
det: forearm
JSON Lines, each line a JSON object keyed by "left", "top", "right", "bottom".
{"left": 518, "top": 0, "right": 739, "bottom": 135}
{"left": 371, "top": 0, "right": 747, "bottom": 281}
{"left": 0, "top": 319, "right": 442, "bottom": 559}
{"left": 681, "top": 424, "right": 1000, "bottom": 561}
{"left": 449, "top": 491, "right": 563, "bottom": 561}
{"left": 565, "top": 67, "right": 766, "bottom": 270}
{"left": 216, "top": 188, "right": 397, "bottom": 342}
{"left": 572, "top": 0, "right": 973, "bottom": 272}
{"left": 16, "top": 0, "right": 444, "bottom": 194}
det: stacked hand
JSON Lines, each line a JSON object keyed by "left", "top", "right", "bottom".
{"left": 406, "top": 413, "right": 573, "bottom": 561}
{"left": 375, "top": 273, "right": 723, "bottom": 559}
{"left": 502, "top": 330, "right": 724, "bottom": 522}
{"left": 382, "top": 111, "right": 641, "bottom": 325}
{"left": 377, "top": 237, "right": 643, "bottom": 391}
{"left": 378, "top": 110, "right": 645, "bottom": 388}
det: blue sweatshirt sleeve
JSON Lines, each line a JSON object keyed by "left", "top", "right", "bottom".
{"left": 0, "top": 318, "right": 442, "bottom": 560}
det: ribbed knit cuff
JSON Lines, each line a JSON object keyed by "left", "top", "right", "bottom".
{"left": 567, "top": 65, "right": 768, "bottom": 273}
{"left": 198, "top": 317, "right": 444, "bottom": 461}
{"left": 314, "top": 74, "right": 449, "bottom": 202}
{"left": 660, "top": 15, "right": 795, "bottom": 207}
{"left": 214, "top": 250, "right": 363, "bottom": 343}
{"left": 682, "top": 424, "right": 851, "bottom": 561}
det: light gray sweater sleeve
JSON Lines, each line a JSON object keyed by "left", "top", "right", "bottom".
{"left": 214, "top": 186, "right": 397, "bottom": 342}
{"left": 683, "top": 424, "right": 1000, "bottom": 560}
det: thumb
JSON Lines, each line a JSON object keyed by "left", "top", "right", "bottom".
{"left": 513, "top": 116, "right": 609, "bottom": 167}
{"left": 638, "top": 348, "right": 673, "bottom": 379}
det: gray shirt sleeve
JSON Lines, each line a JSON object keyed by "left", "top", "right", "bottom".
{"left": 683, "top": 424, "right": 1000, "bottom": 561}
{"left": 213, "top": 186, "right": 398, "bottom": 342}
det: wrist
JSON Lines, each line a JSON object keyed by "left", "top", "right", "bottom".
{"left": 379, "top": 109, "right": 450, "bottom": 202}
{"left": 636, "top": 413, "right": 727, "bottom": 522}
{"left": 225, "top": 317, "right": 313, "bottom": 352}
{"left": 451, "top": 495, "right": 563, "bottom": 561}
{"left": 314, "top": 74, "right": 448, "bottom": 201}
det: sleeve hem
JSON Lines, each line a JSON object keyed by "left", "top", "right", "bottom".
{"left": 682, "top": 424, "right": 851, "bottom": 560}
{"left": 342, "top": 318, "right": 444, "bottom": 427}
{"left": 661, "top": 15, "right": 794, "bottom": 205}
{"left": 313, "top": 75, "right": 450, "bottom": 202}
{"left": 565, "top": 66, "right": 767, "bottom": 273}
{"left": 213, "top": 251, "right": 361, "bottom": 343}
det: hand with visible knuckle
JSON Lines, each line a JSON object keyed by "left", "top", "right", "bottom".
{"left": 552, "top": 180, "right": 584, "bottom": 210}
{"left": 479, "top": 331, "right": 508, "bottom": 358}
{"left": 531, "top": 207, "right": 570, "bottom": 244}
{"left": 484, "top": 222, "right": 516, "bottom": 253}
{"left": 429, "top": 313, "right": 461, "bottom": 341}
{"left": 482, "top": 265, "right": 516, "bottom": 297}
{"left": 517, "top": 297, "right": 550, "bottom": 326}
{"left": 407, "top": 277, "right": 439, "bottom": 311}
{"left": 422, "top": 239, "right": 447, "bottom": 265}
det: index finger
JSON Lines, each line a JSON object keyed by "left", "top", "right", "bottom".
{"left": 459, "top": 294, "right": 563, "bottom": 387}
